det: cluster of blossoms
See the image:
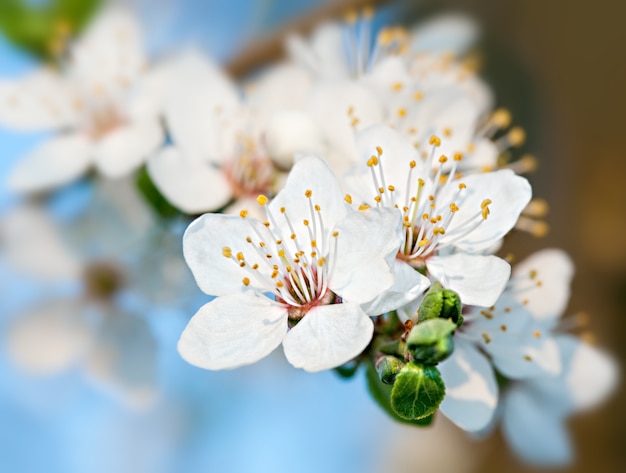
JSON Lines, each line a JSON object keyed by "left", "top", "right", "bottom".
{"left": 0, "top": 6, "right": 616, "bottom": 466}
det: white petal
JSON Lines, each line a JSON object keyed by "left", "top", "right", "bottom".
{"left": 286, "top": 22, "right": 350, "bottom": 80}
{"left": 6, "top": 300, "right": 91, "bottom": 374}
{"left": 439, "top": 170, "right": 532, "bottom": 253}
{"left": 7, "top": 134, "right": 93, "bottom": 193}
{"left": 502, "top": 384, "right": 573, "bottom": 465}
{"left": 308, "top": 81, "right": 383, "bottom": 171}
{"left": 439, "top": 338, "right": 498, "bottom": 432}
{"left": 0, "top": 204, "right": 82, "bottom": 280}
{"left": 178, "top": 293, "right": 288, "bottom": 370}
{"left": 0, "top": 69, "right": 75, "bottom": 131}
{"left": 86, "top": 309, "right": 158, "bottom": 407}
{"left": 488, "top": 333, "right": 562, "bottom": 379}
{"left": 268, "top": 155, "right": 348, "bottom": 239}
{"left": 410, "top": 14, "right": 479, "bottom": 55}
{"left": 362, "top": 260, "right": 431, "bottom": 316}
{"left": 147, "top": 146, "right": 232, "bottom": 214}
{"left": 246, "top": 63, "right": 312, "bottom": 112}
{"left": 557, "top": 335, "right": 618, "bottom": 412}
{"left": 330, "top": 208, "right": 403, "bottom": 305}
{"left": 510, "top": 249, "right": 575, "bottom": 326}
{"left": 351, "top": 124, "right": 423, "bottom": 205}
{"left": 165, "top": 51, "right": 240, "bottom": 163}
{"left": 94, "top": 120, "right": 163, "bottom": 178}
{"left": 427, "top": 253, "right": 510, "bottom": 306}
{"left": 263, "top": 109, "right": 324, "bottom": 170}
{"left": 282, "top": 303, "right": 373, "bottom": 372}
{"left": 183, "top": 213, "right": 270, "bottom": 296}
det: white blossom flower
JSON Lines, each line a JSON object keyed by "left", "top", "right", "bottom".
{"left": 474, "top": 249, "right": 618, "bottom": 464}
{"left": 436, "top": 249, "right": 570, "bottom": 432}
{"left": 147, "top": 52, "right": 323, "bottom": 215}
{"left": 178, "top": 156, "right": 403, "bottom": 372}
{"left": 1, "top": 7, "right": 169, "bottom": 193}
{"left": 1, "top": 179, "right": 194, "bottom": 407}
{"left": 345, "top": 125, "right": 531, "bottom": 315}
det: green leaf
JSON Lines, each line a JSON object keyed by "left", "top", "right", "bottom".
{"left": 376, "top": 356, "right": 405, "bottom": 385}
{"left": 417, "top": 282, "right": 444, "bottom": 322}
{"left": 407, "top": 318, "right": 456, "bottom": 364}
{"left": 365, "top": 361, "right": 435, "bottom": 427}
{"left": 390, "top": 363, "right": 445, "bottom": 420}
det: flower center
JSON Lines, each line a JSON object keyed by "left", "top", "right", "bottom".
{"left": 221, "top": 190, "right": 341, "bottom": 312}
{"left": 223, "top": 140, "right": 275, "bottom": 198}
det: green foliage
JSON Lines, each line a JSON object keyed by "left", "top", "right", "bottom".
{"left": 333, "top": 360, "right": 360, "bottom": 379}
{"left": 0, "top": 0, "right": 101, "bottom": 61}
{"left": 390, "top": 363, "right": 445, "bottom": 421}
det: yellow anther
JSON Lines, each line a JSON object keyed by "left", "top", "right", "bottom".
{"left": 450, "top": 203, "right": 459, "bottom": 212}
{"left": 280, "top": 207, "right": 286, "bottom": 213}
{"left": 276, "top": 281, "right": 284, "bottom": 288}
{"left": 305, "top": 189, "right": 312, "bottom": 198}
{"left": 376, "top": 146, "right": 383, "bottom": 156}
{"left": 422, "top": 213, "right": 429, "bottom": 220}
{"left": 481, "top": 199, "right": 492, "bottom": 209}
{"left": 374, "top": 196, "right": 382, "bottom": 203}
{"left": 263, "top": 221, "right": 270, "bottom": 227}
{"left": 529, "top": 269, "right": 538, "bottom": 279}
{"left": 333, "top": 231, "right": 339, "bottom": 237}
{"left": 413, "top": 91, "right": 424, "bottom": 101}
{"left": 500, "top": 324, "right": 507, "bottom": 332}
{"left": 534, "top": 330, "right": 542, "bottom": 338}
{"left": 480, "top": 310, "right": 493, "bottom": 319}
{"left": 508, "top": 127, "right": 526, "bottom": 146}
{"left": 344, "top": 194, "right": 353, "bottom": 204}
{"left": 242, "top": 277, "right": 250, "bottom": 286}
{"left": 481, "top": 208, "right": 490, "bottom": 219}
{"left": 347, "top": 105, "right": 354, "bottom": 116}
{"left": 278, "top": 249, "right": 285, "bottom": 258}
{"left": 351, "top": 117, "right": 360, "bottom": 127}
{"left": 259, "top": 242, "right": 266, "bottom": 247}
{"left": 387, "top": 185, "right": 395, "bottom": 192}
{"left": 482, "top": 333, "right": 492, "bottom": 344}
{"left": 317, "top": 257, "right": 327, "bottom": 267}
{"left": 314, "top": 204, "right": 321, "bottom": 211}
{"left": 458, "top": 183, "right": 467, "bottom": 190}
{"left": 409, "top": 160, "right": 416, "bottom": 168}
{"left": 429, "top": 135, "right": 441, "bottom": 147}
{"left": 222, "top": 247, "right": 232, "bottom": 258}
{"left": 358, "top": 204, "right": 370, "bottom": 211}
{"left": 467, "top": 142, "right": 476, "bottom": 153}
{"left": 443, "top": 128, "right": 452, "bottom": 137}
{"left": 418, "top": 238, "right": 429, "bottom": 247}
{"left": 276, "top": 239, "right": 282, "bottom": 245}
{"left": 378, "top": 187, "right": 384, "bottom": 194}
{"left": 311, "top": 240, "right": 317, "bottom": 248}
{"left": 438, "top": 155, "right": 448, "bottom": 164}
{"left": 492, "top": 108, "right": 512, "bottom": 128}
{"left": 408, "top": 127, "right": 417, "bottom": 135}
{"left": 236, "top": 252, "right": 244, "bottom": 261}
{"left": 397, "top": 108, "right": 407, "bottom": 117}
{"left": 256, "top": 195, "right": 268, "bottom": 206}
{"left": 392, "top": 82, "right": 404, "bottom": 92}
{"left": 536, "top": 280, "right": 543, "bottom": 287}
{"left": 239, "top": 262, "right": 245, "bottom": 268}
{"left": 433, "top": 227, "right": 445, "bottom": 235}
{"left": 504, "top": 306, "right": 511, "bottom": 313}
{"left": 367, "top": 156, "right": 378, "bottom": 167}
{"left": 290, "top": 233, "right": 296, "bottom": 240}
{"left": 252, "top": 264, "right": 259, "bottom": 270}
{"left": 246, "top": 236, "right": 252, "bottom": 243}
{"left": 524, "top": 355, "right": 533, "bottom": 362}
{"left": 453, "top": 153, "right": 463, "bottom": 161}
{"left": 303, "top": 219, "right": 309, "bottom": 226}
{"left": 239, "top": 210, "right": 248, "bottom": 219}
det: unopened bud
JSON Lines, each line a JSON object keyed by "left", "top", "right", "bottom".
{"left": 376, "top": 356, "right": 405, "bottom": 385}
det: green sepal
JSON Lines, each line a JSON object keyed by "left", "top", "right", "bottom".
{"left": 376, "top": 356, "right": 405, "bottom": 385}
{"left": 407, "top": 318, "right": 456, "bottom": 364}
{"left": 378, "top": 339, "right": 407, "bottom": 358}
{"left": 333, "top": 360, "right": 360, "bottom": 379}
{"left": 417, "top": 282, "right": 463, "bottom": 326}
{"left": 136, "top": 166, "right": 182, "bottom": 219}
{"left": 390, "top": 362, "right": 445, "bottom": 420}
{"left": 365, "top": 361, "right": 435, "bottom": 427}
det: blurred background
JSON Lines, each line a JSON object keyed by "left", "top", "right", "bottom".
{"left": 0, "top": 0, "right": 624, "bottom": 472}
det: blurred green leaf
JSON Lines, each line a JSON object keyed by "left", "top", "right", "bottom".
{"left": 136, "top": 166, "right": 182, "bottom": 220}
{"left": 0, "top": 0, "right": 102, "bottom": 60}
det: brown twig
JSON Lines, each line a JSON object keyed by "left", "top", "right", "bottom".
{"left": 225, "top": 0, "right": 394, "bottom": 78}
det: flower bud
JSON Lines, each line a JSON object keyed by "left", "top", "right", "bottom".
{"left": 407, "top": 318, "right": 456, "bottom": 364}
{"left": 376, "top": 355, "right": 405, "bottom": 384}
